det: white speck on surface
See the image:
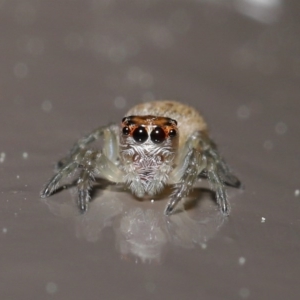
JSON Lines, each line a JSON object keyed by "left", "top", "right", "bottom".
{"left": 275, "top": 121, "right": 287, "bottom": 135}
{"left": 237, "top": 105, "right": 251, "bottom": 119}
{"left": 13, "top": 62, "right": 29, "bottom": 78}
{"left": 16, "top": 175, "right": 20, "bottom": 179}
{"left": 2, "top": 228, "right": 7, "bottom": 234}
{"left": 46, "top": 282, "right": 58, "bottom": 294}
{"left": 114, "top": 96, "right": 126, "bottom": 109}
{"left": 295, "top": 189, "right": 300, "bottom": 197}
{"left": 41, "top": 100, "right": 52, "bottom": 112}
{"left": 263, "top": 140, "right": 273, "bottom": 150}
{"left": 22, "top": 152, "right": 28, "bottom": 159}
{"left": 201, "top": 243, "right": 207, "bottom": 249}
{"left": 151, "top": 199, "right": 154, "bottom": 203}
{"left": 261, "top": 217, "right": 266, "bottom": 223}
{"left": 0, "top": 152, "right": 6, "bottom": 163}
{"left": 239, "top": 257, "right": 246, "bottom": 265}
{"left": 239, "top": 287, "right": 250, "bottom": 298}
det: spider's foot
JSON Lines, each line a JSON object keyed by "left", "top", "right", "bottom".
{"left": 216, "top": 188, "right": 230, "bottom": 216}
{"left": 164, "top": 205, "right": 173, "bottom": 216}
{"left": 77, "top": 190, "right": 90, "bottom": 213}
{"left": 40, "top": 184, "right": 54, "bottom": 198}
{"left": 220, "top": 202, "right": 230, "bottom": 216}
{"left": 164, "top": 199, "right": 178, "bottom": 216}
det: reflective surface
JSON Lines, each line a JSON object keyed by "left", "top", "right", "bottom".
{"left": 44, "top": 184, "right": 228, "bottom": 263}
{"left": 0, "top": 0, "right": 300, "bottom": 299}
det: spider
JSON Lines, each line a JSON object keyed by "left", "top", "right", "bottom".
{"left": 41, "top": 100, "right": 241, "bottom": 215}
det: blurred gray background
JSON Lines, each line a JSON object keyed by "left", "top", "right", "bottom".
{"left": 0, "top": 0, "right": 300, "bottom": 299}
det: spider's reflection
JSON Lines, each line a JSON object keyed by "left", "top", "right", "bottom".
{"left": 44, "top": 184, "right": 227, "bottom": 263}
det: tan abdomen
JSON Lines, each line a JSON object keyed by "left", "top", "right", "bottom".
{"left": 125, "top": 100, "right": 208, "bottom": 147}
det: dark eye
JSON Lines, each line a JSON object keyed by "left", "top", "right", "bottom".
{"left": 171, "top": 118, "right": 177, "bottom": 126}
{"left": 122, "top": 126, "right": 130, "bottom": 135}
{"left": 133, "top": 126, "right": 148, "bottom": 143}
{"left": 150, "top": 127, "right": 166, "bottom": 144}
{"left": 169, "top": 129, "right": 177, "bottom": 138}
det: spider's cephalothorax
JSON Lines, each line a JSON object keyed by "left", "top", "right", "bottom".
{"left": 119, "top": 115, "right": 179, "bottom": 197}
{"left": 41, "top": 100, "right": 241, "bottom": 215}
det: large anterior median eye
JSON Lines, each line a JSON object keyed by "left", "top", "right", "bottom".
{"left": 150, "top": 127, "right": 166, "bottom": 144}
{"left": 133, "top": 126, "right": 148, "bottom": 143}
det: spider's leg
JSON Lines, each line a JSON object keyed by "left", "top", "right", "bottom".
{"left": 56, "top": 123, "right": 119, "bottom": 170}
{"left": 41, "top": 161, "right": 78, "bottom": 198}
{"left": 77, "top": 169, "right": 93, "bottom": 213}
{"left": 41, "top": 148, "right": 94, "bottom": 198}
{"left": 75, "top": 150, "right": 98, "bottom": 213}
{"left": 206, "top": 157, "right": 229, "bottom": 215}
{"left": 41, "top": 123, "right": 123, "bottom": 210}
{"left": 75, "top": 150, "right": 124, "bottom": 212}
{"left": 202, "top": 137, "right": 241, "bottom": 188}
{"left": 42, "top": 150, "right": 124, "bottom": 212}
{"left": 165, "top": 133, "right": 206, "bottom": 215}
{"left": 166, "top": 130, "right": 241, "bottom": 215}
{"left": 199, "top": 133, "right": 241, "bottom": 214}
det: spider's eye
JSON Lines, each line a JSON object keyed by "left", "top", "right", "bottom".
{"left": 122, "top": 126, "right": 130, "bottom": 135}
{"left": 171, "top": 118, "right": 177, "bottom": 126}
{"left": 150, "top": 127, "right": 166, "bottom": 144}
{"left": 133, "top": 126, "right": 148, "bottom": 143}
{"left": 169, "top": 129, "right": 177, "bottom": 138}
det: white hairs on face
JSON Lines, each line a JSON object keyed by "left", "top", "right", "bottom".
{"left": 120, "top": 137, "right": 175, "bottom": 196}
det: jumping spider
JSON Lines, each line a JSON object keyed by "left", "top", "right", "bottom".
{"left": 41, "top": 100, "right": 241, "bottom": 215}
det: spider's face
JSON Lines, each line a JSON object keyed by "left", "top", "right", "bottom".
{"left": 119, "top": 115, "right": 179, "bottom": 197}
{"left": 120, "top": 115, "right": 178, "bottom": 148}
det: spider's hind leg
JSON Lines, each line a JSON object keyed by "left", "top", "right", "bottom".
{"left": 206, "top": 158, "right": 229, "bottom": 215}
{"left": 200, "top": 134, "right": 241, "bottom": 215}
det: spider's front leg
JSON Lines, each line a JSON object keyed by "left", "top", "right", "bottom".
{"left": 165, "top": 132, "right": 207, "bottom": 215}
{"left": 165, "top": 131, "right": 238, "bottom": 216}
{"left": 41, "top": 124, "right": 124, "bottom": 212}
{"left": 55, "top": 123, "right": 119, "bottom": 170}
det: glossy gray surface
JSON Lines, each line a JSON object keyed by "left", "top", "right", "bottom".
{"left": 0, "top": 1, "right": 299, "bottom": 299}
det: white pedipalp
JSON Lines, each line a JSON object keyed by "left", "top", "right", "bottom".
{"left": 120, "top": 136, "right": 175, "bottom": 197}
